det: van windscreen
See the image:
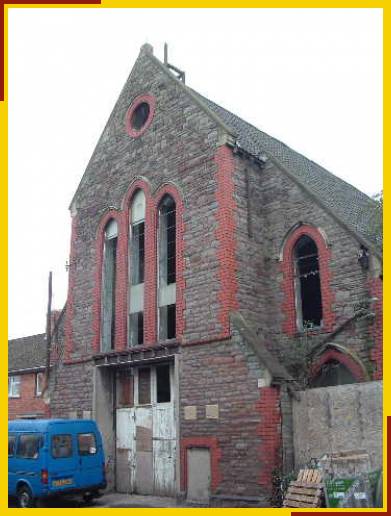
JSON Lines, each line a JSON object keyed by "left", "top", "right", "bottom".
{"left": 51, "top": 434, "right": 72, "bottom": 458}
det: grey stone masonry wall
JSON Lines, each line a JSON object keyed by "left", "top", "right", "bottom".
{"left": 64, "top": 47, "right": 229, "bottom": 362}
{"left": 292, "top": 380, "right": 382, "bottom": 471}
{"left": 50, "top": 361, "right": 94, "bottom": 418}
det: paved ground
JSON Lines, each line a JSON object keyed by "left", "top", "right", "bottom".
{"left": 9, "top": 493, "right": 184, "bottom": 508}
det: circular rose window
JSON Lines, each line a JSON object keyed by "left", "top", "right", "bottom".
{"left": 125, "top": 94, "right": 156, "bottom": 138}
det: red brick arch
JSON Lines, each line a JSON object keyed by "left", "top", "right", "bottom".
{"left": 281, "top": 224, "right": 335, "bottom": 335}
{"left": 310, "top": 348, "right": 367, "bottom": 382}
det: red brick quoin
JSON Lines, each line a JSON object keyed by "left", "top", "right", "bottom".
{"left": 257, "top": 387, "right": 282, "bottom": 490}
{"left": 281, "top": 224, "right": 335, "bottom": 336}
{"left": 369, "top": 277, "right": 383, "bottom": 380}
{"left": 215, "top": 145, "right": 239, "bottom": 337}
{"left": 180, "top": 437, "right": 222, "bottom": 493}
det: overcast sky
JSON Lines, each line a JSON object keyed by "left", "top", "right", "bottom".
{"left": 8, "top": 8, "right": 383, "bottom": 339}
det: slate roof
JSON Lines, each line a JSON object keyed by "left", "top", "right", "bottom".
{"left": 8, "top": 334, "right": 46, "bottom": 373}
{"left": 191, "top": 89, "right": 382, "bottom": 253}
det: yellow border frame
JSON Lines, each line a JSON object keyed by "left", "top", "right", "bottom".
{"left": 3, "top": 5, "right": 387, "bottom": 515}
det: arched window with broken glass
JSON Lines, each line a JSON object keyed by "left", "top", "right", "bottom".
{"left": 129, "top": 190, "right": 146, "bottom": 346}
{"left": 158, "top": 194, "right": 176, "bottom": 340}
{"left": 294, "top": 235, "right": 323, "bottom": 330}
{"left": 101, "top": 219, "right": 118, "bottom": 352}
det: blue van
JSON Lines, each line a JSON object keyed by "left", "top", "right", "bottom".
{"left": 8, "top": 419, "right": 107, "bottom": 507}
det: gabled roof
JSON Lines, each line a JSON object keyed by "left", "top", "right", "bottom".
{"left": 190, "top": 89, "right": 382, "bottom": 255}
{"left": 8, "top": 334, "right": 46, "bottom": 373}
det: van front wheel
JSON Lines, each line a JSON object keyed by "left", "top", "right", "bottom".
{"left": 17, "top": 486, "right": 36, "bottom": 508}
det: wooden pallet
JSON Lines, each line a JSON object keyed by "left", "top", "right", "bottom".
{"left": 283, "top": 469, "right": 323, "bottom": 508}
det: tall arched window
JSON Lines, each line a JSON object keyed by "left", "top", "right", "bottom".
{"left": 294, "top": 235, "right": 323, "bottom": 329}
{"left": 101, "top": 219, "right": 118, "bottom": 351}
{"left": 158, "top": 195, "right": 176, "bottom": 340}
{"left": 129, "top": 190, "right": 146, "bottom": 346}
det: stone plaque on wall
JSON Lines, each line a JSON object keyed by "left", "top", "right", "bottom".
{"left": 205, "top": 404, "right": 219, "bottom": 419}
{"left": 184, "top": 406, "right": 197, "bottom": 420}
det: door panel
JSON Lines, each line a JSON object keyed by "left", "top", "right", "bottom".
{"left": 135, "top": 407, "right": 153, "bottom": 494}
{"left": 153, "top": 404, "right": 176, "bottom": 495}
{"left": 187, "top": 448, "right": 211, "bottom": 503}
{"left": 116, "top": 409, "right": 135, "bottom": 493}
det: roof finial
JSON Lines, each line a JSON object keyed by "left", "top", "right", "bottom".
{"left": 140, "top": 43, "right": 153, "bottom": 55}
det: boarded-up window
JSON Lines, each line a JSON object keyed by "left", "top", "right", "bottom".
{"left": 118, "top": 373, "right": 134, "bottom": 407}
{"left": 101, "top": 219, "right": 118, "bottom": 351}
{"left": 138, "top": 368, "right": 151, "bottom": 405}
{"left": 294, "top": 235, "right": 323, "bottom": 328}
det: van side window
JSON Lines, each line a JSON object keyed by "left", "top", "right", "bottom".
{"left": 78, "top": 433, "right": 97, "bottom": 455}
{"left": 52, "top": 434, "right": 72, "bottom": 458}
{"left": 16, "top": 434, "right": 42, "bottom": 459}
{"left": 8, "top": 435, "right": 16, "bottom": 456}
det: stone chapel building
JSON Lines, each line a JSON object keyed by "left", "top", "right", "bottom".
{"left": 40, "top": 43, "right": 382, "bottom": 505}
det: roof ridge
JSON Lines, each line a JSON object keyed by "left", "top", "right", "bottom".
{"left": 191, "top": 88, "right": 381, "bottom": 256}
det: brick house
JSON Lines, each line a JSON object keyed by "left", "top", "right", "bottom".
{"left": 40, "top": 43, "right": 381, "bottom": 505}
{"left": 8, "top": 334, "right": 49, "bottom": 420}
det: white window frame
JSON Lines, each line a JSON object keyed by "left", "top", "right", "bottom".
{"left": 8, "top": 375, "right": 21, "bottom": 398}
{"left": 36, "top": 372, "right": 44, "bottom": 397}
{"left": 133, "top": 363, "right": 174, "bottom": 406}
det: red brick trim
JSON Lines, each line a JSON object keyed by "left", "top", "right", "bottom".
{"left": 125, "top": 94, "right": 156, "bottom": 138}
{"left": 92, "top": 210, "right": 122, "bottom": 353}
{"left": 122, "top": 180, "right": 155, "bottom": 346}
{"left": 180, "top": 437, "right": 222, "bottom": 493}
{"left": 310, "top": 348, "right": 366, "bottom": 382}
{"left": 256, "top": 387, "right": 281, "bottom": 490}
{"left": 214, "top": 146, "right": 239, "bottom": 337}
{"left": 281, "top": 224, "right": 335, "bottom": 335}
{"left": 154, "top": 184, "right": 185, "bottom": 341}
{"left": 64, "top": 215, "right": 78, "bottom": 359}
{"left": 368, "top": 277, "right": 382, "bottom": 380}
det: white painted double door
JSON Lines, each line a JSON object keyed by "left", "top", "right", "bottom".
{"left": 116, "top": 403, "right": 176, "bottom": 496}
